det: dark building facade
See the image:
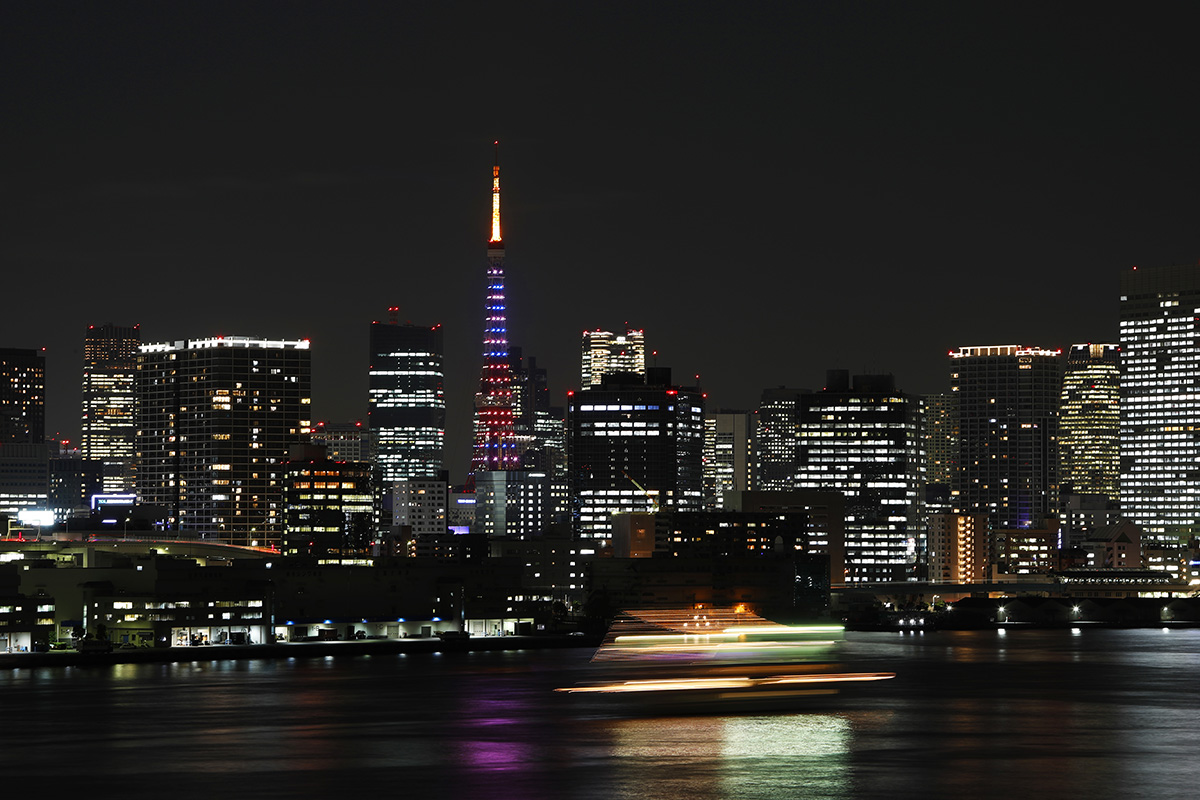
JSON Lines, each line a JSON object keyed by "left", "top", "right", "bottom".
{"left": 0, "top": 348, "right": 45, "bottom": 445}
{"left": 752, "top": 387, "right": 807, "bottom": 491}
{"left": 567, "top": 368, "right": 705, "bottom": 541}
{"left": 950, "top": 345, "right": 1063, "bottom": 531}
{"left": 283, "top": 444, "right": 373, "bottom": 559}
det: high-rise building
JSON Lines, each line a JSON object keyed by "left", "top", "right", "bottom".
{"left": 0, "top": 443, "right": 50, "bottom": 518}
{"left": 507, "top": 346, "right": 568, "bottom": 522}
{"left": 923, "top": 392, "right": 957, "bottom": 487}
{"left": 508, "top": 346, "right": 548, "bottom": 438}
{"left": 135, "top": 336, "right": 312, "bottom": 548}
{"left": 797, "top": 371, "right": 925, "bottom": 583}
{"left": 751, "top": 387, "right": 807, "bottom": 491}
{"left": 392, "top": 473, "right": 450, "bottom": 541}
{"left": 581, "top": 328, "right": 646, "bottom": 386}
{"left": 470, "top": 142, "right": 518, "bottom": 478}
{"left": 703, "top": 410, "right": 752, "bottom": 509}
{"left": 567, "top": 368, "right": 705, "bottom": 540}
{"left": 81, "top": 323, "right": 141, "bottom": 493}
{"left": 1059, "top": 343, "right": 1120, "bottom": 500}
{"left": 474, "top": 469, "right": 550, "bottom": 539}
{"left": 368, "top": 314, "right": 445, "bottom": 482}
{"left": 0, "top": 347, "right": 45, "bottom": 444}
{"left": 1120, "top": 263, "right": 1200, "bottom": 544}
{"left": 926, "top": 513, "right": 989, "bottom": 583}
{"left": 49, "top": 449, "right": 103, "bottom": 520}
{"left": 310, "top": 420, "right": 370, "bottom": 463}
{"left": 723, "top": 489, "right": 847, "bottom": 581}
{"left": 950, "top": 345, "right": 1063, "bottom": 530}
{"left": 282, "top": 444, "right": 373, "bottom": 559}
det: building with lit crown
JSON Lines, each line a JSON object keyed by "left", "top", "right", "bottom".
{"left": 1120, "top": 264, "right": 1200, "bottom": 545}
{"left": 581, "top": 328, "right": 646, "bottom": 386}
{"left": 1059, "top": 343, "right": 1120, "bottom": 500}
{"left": 950, "top": 345, "right": 1063, "bottom": 530}
{"left": 135, "top": 336, "right": 312, "bottom": 548}
{"left": 81, "top": 323, "right": 141, "bottom": 493}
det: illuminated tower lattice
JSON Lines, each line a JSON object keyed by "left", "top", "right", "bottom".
{"left": 470, "top": 142, "right": 518, "bottom": 479}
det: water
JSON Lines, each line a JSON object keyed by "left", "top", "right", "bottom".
{"left": 3, "top": 629, "right": 1199, "bottom": 798}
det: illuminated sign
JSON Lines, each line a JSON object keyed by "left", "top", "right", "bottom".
{"left": 17, "top": 509, "right": 55, "bottom": 527}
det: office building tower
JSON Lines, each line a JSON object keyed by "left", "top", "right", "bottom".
{"left": 507, "top": 346, "right": 568, "bottom": 521}
{"left": 751, "top": 387, "right": 807, "bottom": 491}
{"left": 723, "top": 489, "right": 847, "bottom": 581}
{"left": 581, "top": 328, "right": 647, "bottom": 386}
{"left": 1059, "top": 343, "right": 1120, "bottom": 500}
{"left": 392, "top": 473, "right": 449, "bottom": 538}
{"left": 797, "top": 371, "right": 925, "bottom": 583}
{"left": 528, "top": 410, "right": 569, "bottom": 518}
{"left": 368, "top": 314, "right": 445, "bottom": 482}
{"left": 506, "top": 346, "right": 546, "bottom": 466}
{"left": 135, "top": 336, "right": 312, "bottom": 547}
{"left": 923, "top": 392, "right": 957, "bottom": 487}
{"left": 470, "top": 142, "right": 518, "bottom": 478}
{"left": 508, "top": 346, "right": 548, "bottom": 437}
{"left": 926, "top": 513, "right": 989, "bottom": 583}
{"left": 474, "top": 469, "right": 550, "bottom": 539}
{"left": 950, "top": 345, "right": 1063, "bottom": 530}
{"left": 282, "top": 444, "right": 373, "bottom": 559}
{"left": 1060, "top": 492, "right": 1122, "bottom": 551}
{"left": 0, "top": 443, "right": 50, "bottom": 518}
{"left": 49, "top": 451, "right": 103, "bottom": 520}
{"left": 0, "top": 348, "right": 45, "bottom": 444}
{"left": 81, "top": 323, "right": 141, "bottom": 493}
{"left": 567, "top": 368, "right": 705, "bottom": 540}
{"left": 703, "top": 410, "right": 752, "bottom": 509}
{"left": 310, "top": 420, "right": 370, "bottom": 463}
{"left": 1120, "top": 263, "right": 1200, "bottom": 544}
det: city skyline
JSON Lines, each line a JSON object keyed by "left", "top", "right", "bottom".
{"left": 5, "top": 4, "right": 1198, "bottom": 484}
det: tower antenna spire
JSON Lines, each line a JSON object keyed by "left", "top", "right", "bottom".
{"left": 489, "top": 140, "right": 502, "bottom": 245}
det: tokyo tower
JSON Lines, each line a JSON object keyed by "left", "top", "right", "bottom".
{"left": 468, "top": 141, "right": 518, "bottom": 482}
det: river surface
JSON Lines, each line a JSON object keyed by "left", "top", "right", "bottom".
{"left": 2, "top": 628, "right": 1199, "bottom": 798}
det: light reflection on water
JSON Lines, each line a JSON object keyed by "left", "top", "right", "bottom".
{"left": 2, "top": 630, "right": 1200, "bottom": 798}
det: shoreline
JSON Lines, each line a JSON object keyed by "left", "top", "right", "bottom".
{"left": 0, "top": 633, "right": 603, "bottom": 670}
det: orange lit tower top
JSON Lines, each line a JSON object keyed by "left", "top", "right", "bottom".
{"left": 489, "top": 139, "right": 502, "bottom": 247}
{"left": 470, "top": 142, "right": 518, "bottom": 481}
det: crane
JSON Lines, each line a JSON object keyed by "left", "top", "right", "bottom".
{"left": 623, "top": 470, "right": 660, "bottom": 513}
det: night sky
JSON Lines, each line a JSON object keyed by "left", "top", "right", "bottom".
{"left": 5, "top": 2, "right": 1198, "bottom": 483}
